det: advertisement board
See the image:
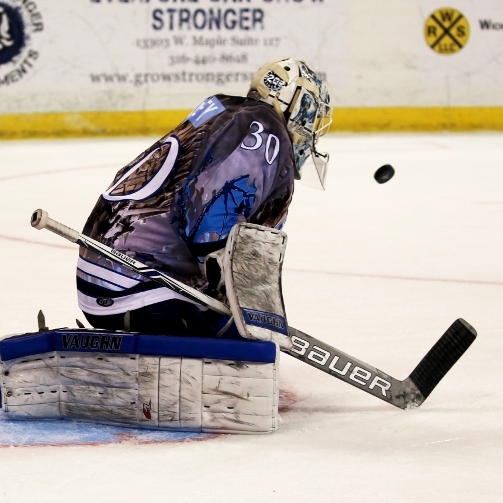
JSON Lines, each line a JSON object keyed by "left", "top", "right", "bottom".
{"left": 0, "top": 0, "right": 502, "bottom": 136}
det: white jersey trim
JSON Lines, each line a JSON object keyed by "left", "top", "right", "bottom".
{"left": 77, "top": 269, "right": 124, "bottom": 292}
{"left": 77, "top": 256, "right": 142, "bottom": 289}
{"left": 77, "top": 288, "right": 207, "bottom": 316}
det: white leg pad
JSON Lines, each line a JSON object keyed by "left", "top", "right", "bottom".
{"left": 1, "top": 345, "right": 280, "bottom": 434}
{"left": 179, "top": 358, "right": 203, "bottom": 430}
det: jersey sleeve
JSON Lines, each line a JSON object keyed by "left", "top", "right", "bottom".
{"left": 176, "top": 102, "right": 294, "bottom": 256}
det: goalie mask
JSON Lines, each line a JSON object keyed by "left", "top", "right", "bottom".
{"left": 248, "top": 58, "right": 332, "bottom": 189}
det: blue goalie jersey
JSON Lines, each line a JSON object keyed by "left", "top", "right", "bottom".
{"left": 77, "top": 95, "right": 295, "bottom": 316}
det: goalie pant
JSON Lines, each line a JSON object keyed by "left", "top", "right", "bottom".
{"left": 0, "top": 328, "right": 280, "bottom": 434}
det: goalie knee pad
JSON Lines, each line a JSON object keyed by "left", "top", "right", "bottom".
{"left": 0, "top": 329, "right": 280, "bottom": 434}
{"left": 223, "top": 223, "right": 291, "bottom": 350}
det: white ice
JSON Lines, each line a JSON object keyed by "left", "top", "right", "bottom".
{"left": 0, "top": 133, "right": 502, "bottom": 502}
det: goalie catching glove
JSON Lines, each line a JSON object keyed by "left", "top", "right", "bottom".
{"left": 205, "top": 223, "right": 292, "bottom": 350}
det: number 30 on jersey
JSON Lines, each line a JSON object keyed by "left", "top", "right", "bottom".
{"left": 241, "top": 121, "right": 280, "bottom": 165}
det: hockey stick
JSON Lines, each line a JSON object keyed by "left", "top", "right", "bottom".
{"left": 31, "top": 209, "right": 477, "bottom": 409}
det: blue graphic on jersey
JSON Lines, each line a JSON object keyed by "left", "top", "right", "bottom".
{"left": 188, "top": 97, "right": 226, "bottom": 128}
{"left": 0, "top": 3, "right": 26, "bottom": 66}
{"left": 188, "top": 175, "right": 257, "bottom": 245}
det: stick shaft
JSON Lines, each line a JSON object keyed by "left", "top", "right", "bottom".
{"left": 31, "top": 209, "right": 231, "bottom": 316}
{"left": 31, "top": 208, "right": 79, "bottom": 242}
{"left": 286, "top": 326, "right": 406, "bottom": 406}
{"left": 286, "top": 320, "right": 476, "bottom": 409}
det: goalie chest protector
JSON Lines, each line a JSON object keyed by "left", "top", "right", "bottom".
{"left": 0, "top": 329, "right": 280, "bottom": 434}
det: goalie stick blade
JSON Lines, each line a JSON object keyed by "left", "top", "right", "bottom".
{"left": 408, "top": 318, "right": 477, "bottom": 400}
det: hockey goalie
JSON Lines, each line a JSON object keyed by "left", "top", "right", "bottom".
{"left": 0, "top": 58, "right": 332, "bottom": 434}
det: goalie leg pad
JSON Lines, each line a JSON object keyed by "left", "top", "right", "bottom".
{"left": 0, "top": 330, "right": 279, "bottom": 434}
{"left": 223, "top": 223, "right": 292, "bottom": 350}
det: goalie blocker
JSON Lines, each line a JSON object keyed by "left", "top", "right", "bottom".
{"left": 209, "top": 222, "right": 292, "bottom": 350}
{"left": 0, "top": 328, "right": 280, "bottom": 434}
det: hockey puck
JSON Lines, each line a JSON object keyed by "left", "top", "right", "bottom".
{"left": 374, "top": 164, "right": 395, "bottom": 184}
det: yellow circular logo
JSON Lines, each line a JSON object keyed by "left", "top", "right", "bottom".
{"left": 425, "top": 8, "right": 470, "bottom": 55}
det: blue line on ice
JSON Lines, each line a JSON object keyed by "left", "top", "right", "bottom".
{"left": 0, "top": 409, "right": 208, "bottom": 446}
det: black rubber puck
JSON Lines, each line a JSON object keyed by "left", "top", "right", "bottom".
{"left": 374, "top": 164, "right": 395, "bottom": 184}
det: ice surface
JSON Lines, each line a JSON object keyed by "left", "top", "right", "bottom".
{"left": 0, "top": 133, "right": 502, "bottom": 502}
